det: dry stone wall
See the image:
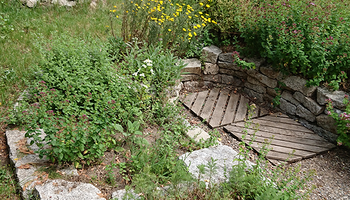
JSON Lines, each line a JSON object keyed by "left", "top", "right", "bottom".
{"left": 181, "top": 45, "right": 348, "bottom": 144}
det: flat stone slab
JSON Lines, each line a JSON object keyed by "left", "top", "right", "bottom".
{"left": 181, "top": 58, "right": 202, "bottom": 75}
{"left": 6, "top": 129, "right": 79, "bottom": 199}
{"left": 34, "top": 179, "right": 105, "bottom": 200}
{"left": 112, "top": 189, "right": 140, "bottom": 200}
{"left": 186, "top": 127, "right": 210, "bottom": 143}
{"left": 179, "top": 145, "right": 254, "bottom": 184}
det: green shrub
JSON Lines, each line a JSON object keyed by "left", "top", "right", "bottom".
{"left": 326, "top": 95, "right": 350, "bottom": 147}
{"left": 15, "top": 34, "right": 143, "bottom": 165}
{"left": 238, "top": 0, "right": 350, "bottom": 89}
{"left": 119, "top": 42, "right": 186, "bottom": 102}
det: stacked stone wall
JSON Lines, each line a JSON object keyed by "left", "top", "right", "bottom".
{"left": 181, "top": 45, "right": 348, "bottom": 143}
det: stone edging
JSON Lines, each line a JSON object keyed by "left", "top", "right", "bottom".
{"left": 181, "top": 45, "right": 348, "bottom": 143}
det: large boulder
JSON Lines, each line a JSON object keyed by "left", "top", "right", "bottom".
{"left": 179, "top": 145, "right": 254, "bottom": 184}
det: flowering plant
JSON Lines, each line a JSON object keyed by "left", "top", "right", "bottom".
{"left": 238, "top": 0, "right": 350, "bottom": 89}
{"left": 118, "top": 0, "right": 217, "bottom": 55}
{"left": 326, "top": 95, "right": 350, "bottom": 147}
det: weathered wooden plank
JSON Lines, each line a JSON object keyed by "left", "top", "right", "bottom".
{"left": 221, "top": 93, "right": 240, "bottom": 125}
{"left": 231, "top": 131, "right": 329, "bottom": 153}
{"left": 209, "top": 90, "right": 229, "bottom": 128}
{"left": 234, "top": 96, "right": 249, "bottom": 122}
{"left": 266, "top": 151, "right": 303, "bottom": 162}
{"left": 258, "top": 115, "right": 300, "bottom": 125}
{"left": 191, "top": 91, "right": 208, "bottom": 115}
{"left": 225, "top": 125, "right": 335, "bottom": 148}
{"left": 251, "top": 118, "right": 314, "bottom": 133}
{"left": 231, "top": 122, "right": 326, "bottom": 141}
{"left": 200, "top": 88, "right": 220, "bottom": 122}
{"left": 182, "top": 92, "right": 197, "bottom": 109}
{"left": 243, "top": 139, "right": 316, "bottom": 158}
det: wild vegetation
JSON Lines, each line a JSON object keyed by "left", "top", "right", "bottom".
{"left": 2, "top": 0, "right": 349, "bottom": 199}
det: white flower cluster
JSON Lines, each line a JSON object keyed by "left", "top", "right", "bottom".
{"left": 132, "top": 59, "right": 155, "bottom": 77}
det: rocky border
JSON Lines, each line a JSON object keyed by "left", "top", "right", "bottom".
{"left": 181, "top": 45, "right": 346, "bottom": 144}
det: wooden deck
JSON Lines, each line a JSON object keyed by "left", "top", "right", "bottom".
{"left": 180, "top": 89, "right": 268, "bottom": 128}
{"left": 180, "top": 89, "right": 336, "bottom": 164}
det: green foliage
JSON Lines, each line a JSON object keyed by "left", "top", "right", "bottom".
{"left": 14, "top": 33, "right": 143, "bottom": 165}
{"left": 0, "top": 163, "right": 18, "bottom": 199}
{"left": 238, "top": 0, "right": 350, "bottom": 89}
{"left": 0, "top": 12, "right": 14, "bottom": 40}
{"left": 119, "top": 42, "right": 186, "bottom": 102}
{"left": 326, "top": 95, "right": 350, "bottom": 147}
{"left": 119, "top": 0, "right": 217, "bottom": 55}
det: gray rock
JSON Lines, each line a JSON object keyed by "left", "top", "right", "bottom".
{"left": 296, "top": 105, "right": 316, "bottom": 122}
{"left": 282, "top": 76, "right": 316, "bottom": 96}
{"left": 218, "top": 53, "right": 234, "bottom": 63}
{"left": 6, "top": 130, "right": 49, "bottom": 198}
{"left": 244, "top": 88, "right": 264, "bottom": 103}
{"left": 243, "top": 57, "right": 265, "bottom": 69}
{"left": 52, "top": 0, "right": 76, "bottom": 6}
{"left": 221, "top": 74, "right": 241, "bottom": 85}
{"left": 293, "top": 92, "right": 324, "bottom": 115}
{"left": 247, "top": 76, "right": 261, "bottom": 85}
{"left": 179, "top": 145, "right": 254, "bottom": 184}
{"left": 279, "top": 98, "right": 296, "bottom": 115}
{"left": 218, "top": 61, "right": 241, "bottom": 70}
{"left": 187, "top": 127, "right": 211, "bottom": 143}
{"left": 316, "top": 114, "right": 337, "bottom": 134}
{"left": 202, "top": 45, "right": 222, "bottom": 63}
{"left": 244, "top": 82, "right": 266, "bottom": 94}
{"left": 281, "top": 91, "right": 299, "bottom": 105}
{"left": 181, "top": 74, "right": 200, "bottom": 82}
{"left": 112, "top": 189, "right": 140, "bottom": 200}
{"left": 34, "top": 179, "right": 105, "bottom": 200}
{"left": 260, "top": 66, "right": 283, "bottom": 80}
{"left": 266, "top": 87, "right": 278, "bottom": 97}
{"left": 26, "top": 0, "right": 38, "bottom": 7}
{"left": 219, "top": 68, "right": 247, "bottom": 79}
{"left": 299, "top": 119, "right": 338, "bottom": 143}
{"left": 203, "top": 63, "right": 219, "bottom": 75}
{"left": 203, "top": 74, "right": 221, "bottom": 83}
{"left": 317, "top": 87, "right": 347, "bottom": 109}
{"left": 263, "top": 94, "right": 275, "bottom": 105}
{"left": 182, "top": 59, "right": 202, "bottom": 75}
{"left": 250, "top": 72, "right": 277, "bottom": 88}
{"left": 183, "top": 81, "right": 202, "bottom": 91}
{"left": 59, "top": 166, "right": 79, "bottom": 176}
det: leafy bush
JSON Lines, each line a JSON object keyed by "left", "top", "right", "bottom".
{"left": 238, "top": 0, "right": 350, "bottom": 89}
{"left": 15, "top": 34, "right": 143, "bottom": 165}
{"left": 119, "top": 43, "right": 185, "bottom": 102}
{"left": 326, "top": 95, "right": 350, "bottom": 147}
{"left": 118, "top": 0, "right": 217, "bottom": 55}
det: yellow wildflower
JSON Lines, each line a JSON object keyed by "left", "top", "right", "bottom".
{"left": 199, "top": 2, "right": 203, "bottom": 6}
{"left": 194, "top": 32, "right": 197, "bottom": 36}
{"left": 114, "top": 5, "right": 117, "bottom": 8}
{"left": 168, "top": 29, "right": 171, "bottom": 31}
{"left": 188, "top": 16, "right": 192, "bottom": 19}
{"left": 188, "top": 32, "right": 192, "bottom": 37}
{"left": 183, "top": 28, "right": 186, "bottom": 31}
{"left": 206, "top": 4, "right": 210, "bottom": 7}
